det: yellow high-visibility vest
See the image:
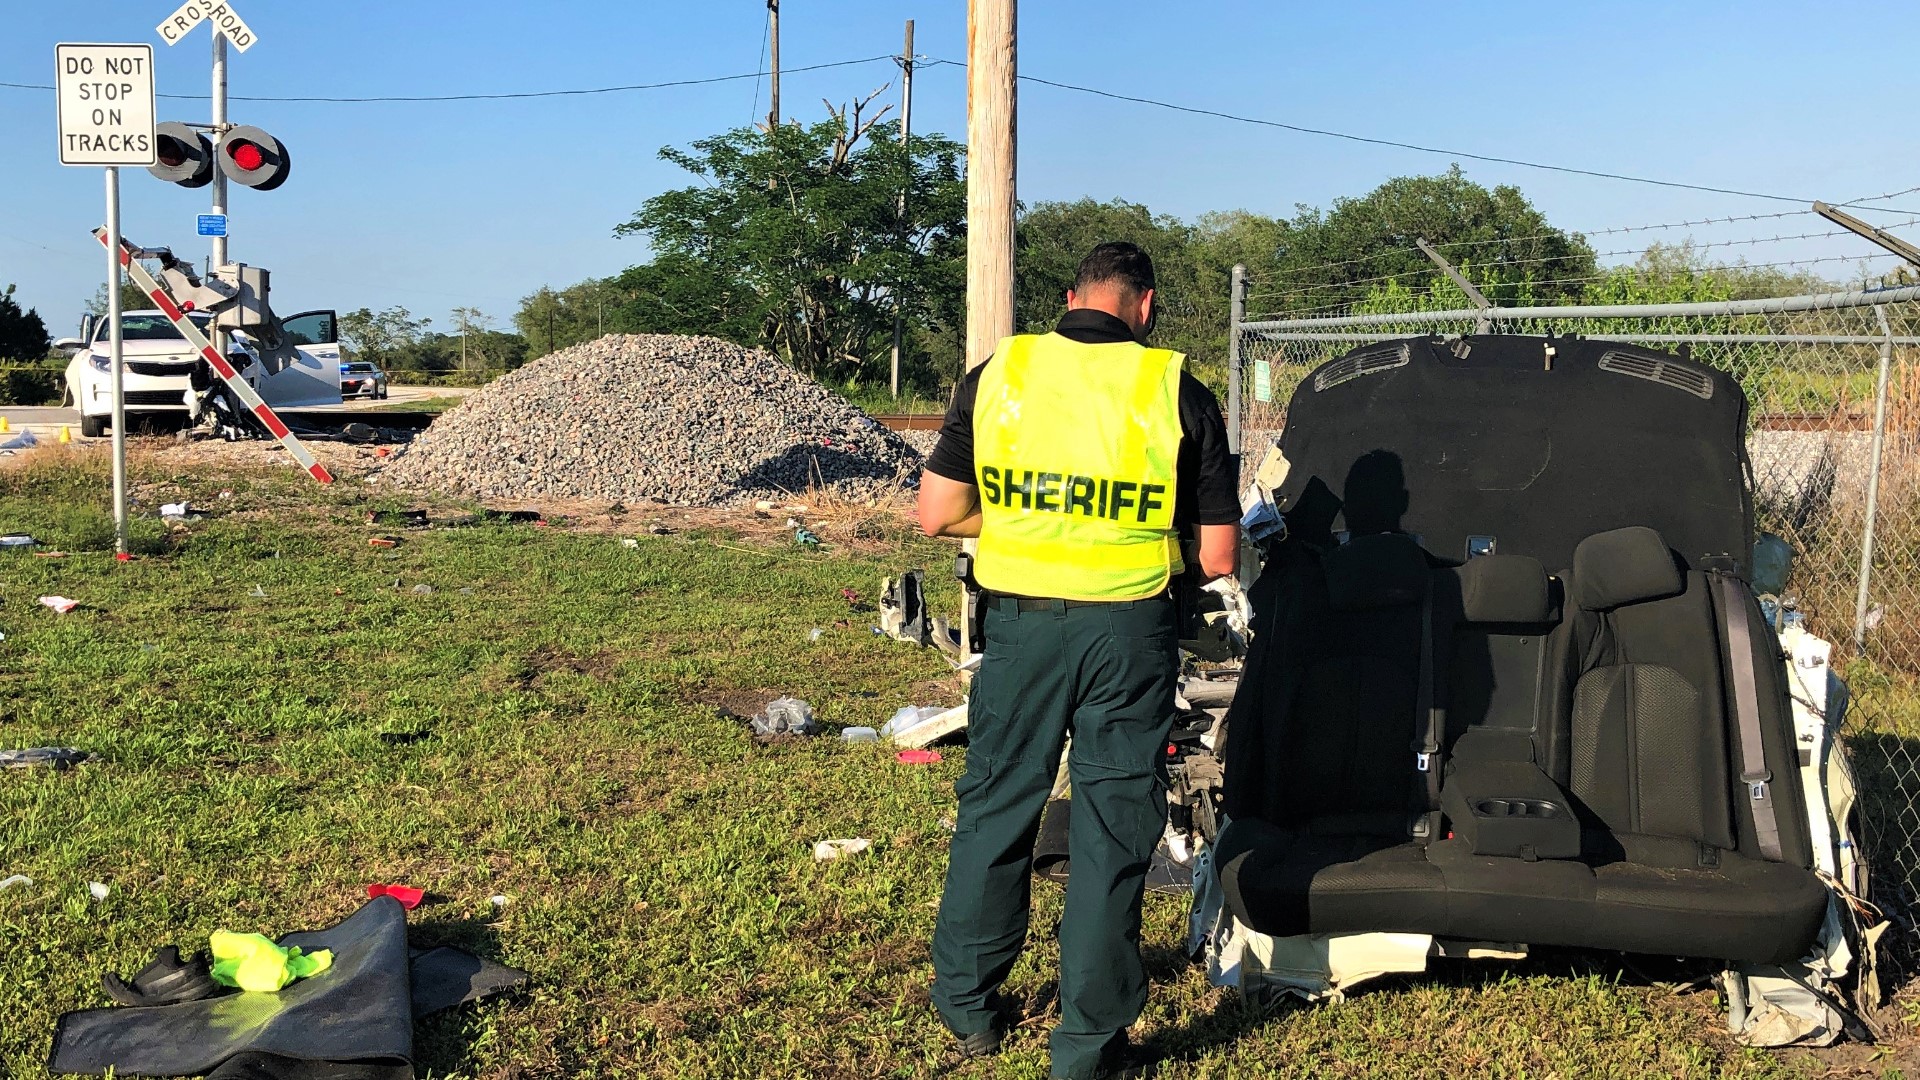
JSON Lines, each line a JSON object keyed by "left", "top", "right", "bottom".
{"left": 973, "top": 332, "right": 1185, "bottom": 601}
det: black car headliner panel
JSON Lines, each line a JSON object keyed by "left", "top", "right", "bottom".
{"left": 1274, "top": 335, "right": 1752, "bottom": 573}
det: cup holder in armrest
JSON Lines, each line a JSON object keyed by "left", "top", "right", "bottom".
{"left": 1473, "top": 798, "right": 1566, "bottom": 820}
{"left": 1441, "top": 762, "right": 1581, "bottom": 861}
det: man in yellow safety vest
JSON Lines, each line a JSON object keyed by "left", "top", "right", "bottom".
{"left": 918, "top": 242, "right": 1240, "bottom": 1079}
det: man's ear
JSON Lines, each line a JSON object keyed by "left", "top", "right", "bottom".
{"left": 1065, "top": 288, "right": 1079, "bottom": 308}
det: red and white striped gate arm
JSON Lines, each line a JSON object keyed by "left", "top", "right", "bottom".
{"left": 93, "top": 227, "right": 334, "bottom": 484}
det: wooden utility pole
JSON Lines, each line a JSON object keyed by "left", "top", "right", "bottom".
{"left": 958, "top": 0, "right": 1016, "bottom": 667}
{"left": 891, "top": 19, "right": 915, "bottom": 399}
{"left": 966, "top": 0, "right": 1016, "bottom": 373}
{"left": 766, "top": 0, "right": 780, "bottom": 129}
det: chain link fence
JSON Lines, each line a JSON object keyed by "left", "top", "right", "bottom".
{"left": 1228, "top": 280, "right": 1920, "bottom": 962}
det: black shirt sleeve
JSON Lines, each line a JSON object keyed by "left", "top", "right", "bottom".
{"left": 924, "top": 363, "right": 984, "bottom": 484}
{"left": 1177, "top": 373, "right": 1241, "bottom": 527}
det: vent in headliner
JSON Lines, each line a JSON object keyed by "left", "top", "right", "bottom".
{"left": 1314, "top": 342, "right": 1412, "bottom": 392}
{"left": 1598, "top": 349, "right": 1714, "bottom": 399}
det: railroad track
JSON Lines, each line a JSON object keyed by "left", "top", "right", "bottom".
{"left": 871, "top": 413, "right": 943, "bottom": 432}
{"left": 278, "top": 409, "right": 439, "bottom": 433}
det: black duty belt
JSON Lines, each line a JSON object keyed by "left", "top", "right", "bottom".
{"left": 990, "top": 591, "right": 1172, "bottom": 613}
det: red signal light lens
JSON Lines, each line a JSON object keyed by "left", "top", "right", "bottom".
{"left": 157, "top": 137, "right": 188, "bottom": 168}
{"left": 228, "top": 141, "right": 265, "bottom": 172}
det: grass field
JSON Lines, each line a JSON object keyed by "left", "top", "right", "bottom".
{"left": 0, "top": 447, "right": 1905, "bottom": 1078}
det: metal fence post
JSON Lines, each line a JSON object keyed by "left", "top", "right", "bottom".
{"left": 1227, "top": 263, "right": 1246, "bottom": 457}
{"left": 1855, "top": 305, "right": 1896, "bottom": 652}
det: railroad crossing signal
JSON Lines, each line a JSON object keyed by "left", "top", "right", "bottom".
{"left": 152, "top": 120, "right": 290, "bottom": 192}
{"left": 215, "top": 124, "right": 290, "bottom": 189}
{"left": 157, "top": 1, "right": 259, "bottom": 52}
{"left": 153, "top": 1, "right": 288, "bottom": 193}
{"left": 151, "top": 120, "right": 215, "bottom": 186}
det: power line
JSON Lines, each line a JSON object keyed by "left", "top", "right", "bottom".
{"left": 6, "top": 45, "right": 1913, "bottom": 215}
{"left": 0, "top": 55, "right": 893, "bottom": 103}
{"left": 919, "top": 57, "right": 1920, "bottom": 213}
{"left": 750, "top": 9, "right": 771, "bottom": 126}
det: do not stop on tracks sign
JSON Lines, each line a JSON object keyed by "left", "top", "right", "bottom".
{"left": 55, "top": 43, "right": 156, "bottom": 166}
{"left": 56, "top": 41, "right": 157, "bottom": 560}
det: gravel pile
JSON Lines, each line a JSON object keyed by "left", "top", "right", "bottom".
{"left": 899, "top": 429, "right": 941, "bottom": 456}
{"left": 381, "top": 334, "right": 923, "bottom": 506}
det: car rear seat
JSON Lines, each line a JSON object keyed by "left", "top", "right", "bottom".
{"left": 1213, "top": 531, "right": 1444, "bottom": 933}
{"left": 1216, "top": 526, "right": 1829, "bottom": 964}
{"left": 1430, "top": 554, "right": 1583, "bottom": 863}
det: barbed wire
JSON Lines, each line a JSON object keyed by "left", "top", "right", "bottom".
{"left": 1257, "top": 211, "right": 1835, "bottom": 284}
{"left": 1846, "top": 183, "right": 1920, "bottom": 206}
{"left": 1246, "top": 222, "right": 1920, "bottom": 303}
{"left": 1249, "top": 252, "right": 1910, "bottom": 316}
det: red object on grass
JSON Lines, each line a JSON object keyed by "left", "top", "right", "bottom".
{"left": 896, "top": 749, "right": 942, "bottom": 765}
{"left": 115, "top": 552, "right": 131, "bottom": 562}
{"left": 366, "top": 883, "right": 425, "bottom": 909}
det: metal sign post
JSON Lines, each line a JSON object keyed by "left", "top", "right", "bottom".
{"left": 105, "top": 168, "right": 126, "bottom": 553}
{"left": 56, "top": 42, "right": 156, "bottom": 559}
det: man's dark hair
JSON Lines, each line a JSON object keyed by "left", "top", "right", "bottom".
{"left": 1073, "top": 242, "right": 1156, "bottom": 296}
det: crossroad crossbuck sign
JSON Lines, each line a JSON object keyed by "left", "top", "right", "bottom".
{"left": 157, "top": 1, "right": 259, "bottom": 52}
{"left": 56, "top": 44, "right": 156, "bottom": 166}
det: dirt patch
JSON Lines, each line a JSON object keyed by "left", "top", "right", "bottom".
{"left": 702, "top": 687, "right": 781, "bottom": 724}
{"left": 523, "top": 644, "right": 622, "bottom": 684}
{"left": 1783, "top": 1035, "right": 1920, "bottom": 1077}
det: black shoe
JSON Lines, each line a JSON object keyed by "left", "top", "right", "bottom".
{"left": 1088, "top": 1037, "right": 1159, "bottom": 1080}
{"left": 957, "top": 1025, "right": 1004, "bottom": 1059}
{"left": 952, "top": 993, "right": 1017, "bottom": 1059}
{"left": 101, "top": 946, "right": 222, "bottom": 1007}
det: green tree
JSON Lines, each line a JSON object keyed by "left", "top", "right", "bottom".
{"left": 85, "top": 280, "right": 152, "bottom": 319}
{"left": 338, "top": 306, "right": 431, "bottom": 360}
{"left": 0, "top": 285, "right": 50, "bottom": 361}
{"left": 612, "top": 94, "right": 968, "bottom": 383}
{"left": 515, "top": 279, "right": 626, "bottom": 358}
{"left": 1265, "top": 165, "right": 1597, "bottom": 314}
{"left": 1009, "top": 201, "right": 1295, "bottom": 389}
{"left": 1011, "top": 199, "right": 1220, "bottom": 377}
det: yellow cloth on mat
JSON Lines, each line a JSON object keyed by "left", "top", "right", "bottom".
{"left": 208, "top": 930, "right": 334, "bottom": 992}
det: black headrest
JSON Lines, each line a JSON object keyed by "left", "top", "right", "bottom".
{"left": 1572, "top": 526, "right": 1685, "bottom": 611}
{"left": 1324, "top": 532, "right": 1428, "bottom": 611}
{"left": 1457, "top": 554, "right": 1552, "bottom": 624}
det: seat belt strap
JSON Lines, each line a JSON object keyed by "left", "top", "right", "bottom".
{"left": 1411, "top": 584, "right": 1443, "bottom": 838}
{"left": 1716, "top": 573, "right": 1783, "bottom": 862}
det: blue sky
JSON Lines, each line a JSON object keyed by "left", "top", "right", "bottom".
{"left": 4, "top": 1, "right": 1917, "bottom": 337}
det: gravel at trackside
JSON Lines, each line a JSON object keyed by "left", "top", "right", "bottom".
{"left": 899, "top": 429, "right": 941, "bottom": 457}
{"left": 378, "top": 334, "right": 924, "bottom": 506}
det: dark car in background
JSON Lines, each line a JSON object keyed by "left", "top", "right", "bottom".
{"left": 340, "top": 361, "right": 389, "bottom": 400}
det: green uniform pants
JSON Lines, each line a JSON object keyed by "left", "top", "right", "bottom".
{"left": 932, "top": 594, "right": 1177, "bottom": 1079}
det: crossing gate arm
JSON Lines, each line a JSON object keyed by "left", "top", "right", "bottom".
{"left": 92, "top": 227, "right": 334, "bottom": 484}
